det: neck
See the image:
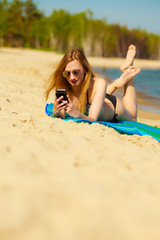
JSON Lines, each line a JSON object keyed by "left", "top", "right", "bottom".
{"left": 71, "top": 85, "right": 81, "bottom": 97}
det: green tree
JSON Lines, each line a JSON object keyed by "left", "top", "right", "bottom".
{"left": 6, "top": 0, "right": 25, "bottom": 46}
{"left": 0, "top": 0, "right": 8, "bottom": 46}
{"left": 30, "top": 16, "right": 49, "bottom": 49}
{"left": 48, "top": 9, "right": 71, "bottom": 52}
{"left": 0, "top": 0, "right": 160, "bottom": 59}
{"left": 23, "top": 0, "right": 43, "bottom": 47}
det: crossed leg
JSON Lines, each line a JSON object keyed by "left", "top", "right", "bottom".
{"left": 107, "top": 44, "right": 137, "bottom": 94}
{"left": 106, "top": 45, "right": 141, "bottom": 121}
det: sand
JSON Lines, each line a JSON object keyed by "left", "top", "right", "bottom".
{"left": 0, "top": 47, "right": 160, "bottom": 240}
{"left": 88, "top": 56, "right": 160, "bottom": 69}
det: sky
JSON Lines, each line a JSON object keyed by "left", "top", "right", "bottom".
{"left": 36, "top": 0, "right": 160, "bottom": 35}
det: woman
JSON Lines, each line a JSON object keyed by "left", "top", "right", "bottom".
{"left": 45, "top": 45, "right": 140, "bottom": 122}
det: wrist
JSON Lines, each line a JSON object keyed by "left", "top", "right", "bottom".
{"left": 113, "top": 79, "right": 119, "bottom": 90}
{"left": 52, "top": 112, "right": 58, "bottom": 118}
{"left": 73, "top": 109, "right": 81, "bottom": 118}
{"left": 52, "top": 108, "right": 59, "bottom": 118}
{"left": 74, "top": 112, "right": 80, "bottom": 118}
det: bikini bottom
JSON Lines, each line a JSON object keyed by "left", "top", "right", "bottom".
{"left": 105, "top": 93, "right": 118, "bottom": 122}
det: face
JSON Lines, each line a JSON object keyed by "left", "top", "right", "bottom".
{"left": 63, "top": 60, "right": 85, "bottom": 87}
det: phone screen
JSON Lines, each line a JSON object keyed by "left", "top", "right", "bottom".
{"left": 56, "top": 89, "right": 68, "bottom": 103}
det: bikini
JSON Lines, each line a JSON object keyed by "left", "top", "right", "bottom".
{"left": 86, "top": 92, "right": 118, "bottom": 122}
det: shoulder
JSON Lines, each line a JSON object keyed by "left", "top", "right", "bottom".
{"left": 89, "top": 76, "right": 107, "bottom": 101}
{"left": 93, "top": 76, "right": 107, "bottom": 90}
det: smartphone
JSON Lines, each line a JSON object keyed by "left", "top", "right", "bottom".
{"left": 56, "top": 89, "right": 68, "bottom": 103}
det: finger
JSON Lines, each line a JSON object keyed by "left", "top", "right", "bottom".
{"left": 67, "top": 95, "right": 71, "bottom": 103}
{"left": 58, "top": 101, "right": 68, "bottom": 107}
{"left": 59, "top": 105, "right": 67, "bottom": 110}
{"left": 56, "top": 96, "right": 64, "bottom": 104}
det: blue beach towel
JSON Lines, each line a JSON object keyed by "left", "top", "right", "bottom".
{"left": 45, "top": 103, "right": 160, "bottom": 143}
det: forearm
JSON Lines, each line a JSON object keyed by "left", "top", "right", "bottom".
{"left": 73, "top": 110, "right": 97, "bottom": 122}
{"left": 106, "top": 81, "right": 117, "bottom": 95}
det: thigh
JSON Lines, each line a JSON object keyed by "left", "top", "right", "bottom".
{"left": 116, "top": 98, "right": 135, "bottom": 121}
{"left": 98, "top": 100, "right": 115, "bottom": 121}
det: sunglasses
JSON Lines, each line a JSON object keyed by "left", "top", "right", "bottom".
{"left": 62, "top": 69, "right": 82, "bottom": 79}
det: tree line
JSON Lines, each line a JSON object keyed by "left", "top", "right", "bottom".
{"left": 0, "top": 0, "right": 160, "bottom": 59}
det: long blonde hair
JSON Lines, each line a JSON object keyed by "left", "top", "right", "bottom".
{"left": 45, "top": 49, "right": 95, "bottom": 113}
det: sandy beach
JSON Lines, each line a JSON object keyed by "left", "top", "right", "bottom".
{"left": 0, "top": 47, "right": 160, "bottom": 240}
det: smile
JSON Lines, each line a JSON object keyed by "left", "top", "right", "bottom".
{"left": 71, "top": 79, "right": 79, "bottom": 85}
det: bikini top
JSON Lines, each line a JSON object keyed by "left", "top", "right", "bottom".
{"left": 85, "top": 91, "right": 91, "bottom": 116}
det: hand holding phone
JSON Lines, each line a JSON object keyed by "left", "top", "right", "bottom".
{"left": 55, "top": 89, "right": 79, "bottom": 118}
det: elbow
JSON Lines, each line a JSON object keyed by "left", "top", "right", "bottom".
{"left": 87, "top": 115, "right": 97, "bottom": 122}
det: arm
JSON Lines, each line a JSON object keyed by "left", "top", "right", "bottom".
{"left": 87, "top": 78, "right": 107, "bottom": 121}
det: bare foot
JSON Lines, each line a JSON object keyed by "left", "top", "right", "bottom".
{"left": 114, "top": 66, "right": 141, "bottom": 89}
{"left": 120, "top": 45, "right": 136, "bottom": 72}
